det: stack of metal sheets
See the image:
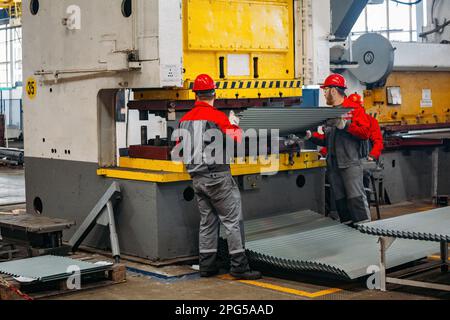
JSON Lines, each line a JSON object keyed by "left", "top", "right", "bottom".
{"left": 239, "top": 107, "right": 350, "bottom": 135}
{"left": 221, "top": 210, "right": 438, "bottom": 279}
{"left": 357, "top": 207, "right": 450, "bottom": 241}
{"left": 0, "top": 148, "right": 24, "bottom": 165}
{"left": 0, "top": 255, "right": 113, "bottom": 282}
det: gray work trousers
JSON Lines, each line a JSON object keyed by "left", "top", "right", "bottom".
{"left": 328, "top": 164, "right": 371, "bottom": 224}
{"left": 192, "top": 172, "right": 249, "bottom": 273}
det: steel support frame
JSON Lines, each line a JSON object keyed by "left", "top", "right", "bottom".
{"left": 379, "top": 236, "right": 450, "bottom": 292}
{"left": 68, "top": 182, "right": 122, "bottom": 263}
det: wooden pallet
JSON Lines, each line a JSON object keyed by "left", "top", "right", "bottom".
{"left": 79, "top": 245, "right": 198, "bottom": 267}
{"left": 0, "top": 253, "right": 126, "bottom": 300}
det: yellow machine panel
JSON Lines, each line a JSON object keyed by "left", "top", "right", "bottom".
{"left": 186, "top": 0, "right": 290, "bottom": 52}
{"left": 136, "top": 0, "right": 300, "bottom": 101}
{"left": 364, "top": 72, "right": 450, "bottom": 125}
{"left": 99, "top": 152, "right": 325, "bottom": 183}
{"left": 0, "top": 0, "right": 21, "bottom": 17}
{"left": 0, "top": 0, "right": 21, "bottom": 26}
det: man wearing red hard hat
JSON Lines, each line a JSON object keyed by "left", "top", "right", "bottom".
{"left": 175, "top": 74, "right": 261, "bottom": 280}
{"left": 306, "top": 74, "right": 372, "bottom": 226}
{"left": 323, "top": 93, "right": 384, "bottom": 162}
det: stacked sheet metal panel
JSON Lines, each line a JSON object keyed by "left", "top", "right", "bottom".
{"left": 238, "top": 107, "right": 350, "bottom": 135}
{"left": 221, "top": 210, "right": 438, "bottom": 279}
{"left": 358, "top": 207, "right": 450, "bottom": 241}
{"left": 0, "top": 255, "right": 112, "bottom": 282}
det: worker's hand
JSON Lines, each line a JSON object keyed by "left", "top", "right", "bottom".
{"left": 336, "top": 117, "right": 348, "bottom": 130}
{"left": 229, "top": 110, "right": 240, "bottom": 126}
{"left": 305, "top": 130, "right": 312, "bottom": 140}
{"left": 367, "top": 156, "right": 375, "bottom": 162}
{"left": 325, "top": 118, "right": 338, "bottom": 127}
{"left": 327, "top": 117, "right": 348, "bottom": 130}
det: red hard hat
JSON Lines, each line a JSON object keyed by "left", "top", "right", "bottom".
{"left": 348, "top": 93, "right": 363, "bottom": 105}
{"left": 193, "top": 74, "right": 216, "bottom": 92}
{"left": 320, "top": 74, "right": 347, "bottom": 89}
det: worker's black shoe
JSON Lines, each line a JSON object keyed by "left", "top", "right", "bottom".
{"left": 230, "top": 270, "right": 262, "bottom": 280}
{"left": 200, "top": 269, "right": 219, "bottom": 278}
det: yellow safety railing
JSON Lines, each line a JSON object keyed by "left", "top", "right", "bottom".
{"left": 0, "top": 0, "right": 21, "bottom": 20}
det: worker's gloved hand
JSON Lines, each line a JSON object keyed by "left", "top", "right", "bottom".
{"left": 229, "top": 110, "right": 240, "bottom": 126}
{"left": 325, "top": 118, "right": 339, "bottom": 127}
{"left": 305, "top": 130, "right": 312, "bottom": 140}
{"left": 326, "top": 117, "right": 348, "bottom": 130}
{"left": 335, "top": 117, "right": 348, "bottom": 130}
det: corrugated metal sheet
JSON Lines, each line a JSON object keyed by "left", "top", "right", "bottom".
{"left": 0, "top": 256, "right": 113, "bottom": 282}
{"left": 358, "top": 207, "right": 450, "bottom": 241}
{"left": 221, "top": 210, "right": 438, "bottom": 279}
{"left": 239, "top": 107, "right": 349, "bottom": 135}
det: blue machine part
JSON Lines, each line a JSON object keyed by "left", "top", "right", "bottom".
{"left": 0, "top": 9, "right": 9, "bottom": 25}
{"left": 301, "top": 88, "right": 320, "bottom": 108}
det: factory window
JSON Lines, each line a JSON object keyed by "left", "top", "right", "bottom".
{"left": 352, "top": 0, "right": 424, "bottom": 42}
{"left": 122, "top": 0, "right": 132, "bottom": 18}
{"left": 30, "top": 0, "right": 39, "bottom": 15}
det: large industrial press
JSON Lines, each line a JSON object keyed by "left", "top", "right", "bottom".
{"left": 22, "top": 0, "right": 331, "bottom": 262}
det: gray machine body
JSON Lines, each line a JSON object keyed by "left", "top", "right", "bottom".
{"left": 381, "top": 147, "right": 450, "bottom": 204}
{"left": 25, "top": 157, "right": 325, "bottom": 261}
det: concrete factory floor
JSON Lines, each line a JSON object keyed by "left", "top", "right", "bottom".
{"left": 49, "top": 201, "right": 448, "bottom": 301}
{"left": 0, "top": 167, "right": 448, "bottom": 300}
{"left": 52, "top": 267, "right": 450, "bottom": 300}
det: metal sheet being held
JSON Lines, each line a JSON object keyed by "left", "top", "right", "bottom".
{"left": 238, "top": 107, "right": 350, "bottom": 135}
{"left": 0, "top": 255, "right": 112, "bottom": 282}
{"left": 223, "top": 211, "right": 437, "bottom": 280}
{"left": 358, "top": 206, "right": 450, "bottom": 242}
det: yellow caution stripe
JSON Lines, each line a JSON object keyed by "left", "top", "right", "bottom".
{"left": 134, "top": 80, "right": 303, "bottom": 101}
{"left": 218, "top": 274, "right": 342, "bottom": 299}
{"left": 188, "top": 80, "right": 302, "bottom": 90}
{"left": 429, "top": 255, "right": 450, "bottom": 261}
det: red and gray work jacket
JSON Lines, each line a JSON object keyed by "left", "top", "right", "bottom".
{"left": 318, "top": 113, "right": 384, "bottom": 160}
{"left": 310, "top": 98, "right": 371, "bottom": 169}
{"left": 174, "top": 101, "right": 242, "bottom": 177}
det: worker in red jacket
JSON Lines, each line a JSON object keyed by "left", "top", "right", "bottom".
{"left": 347, "top": 93, "right": 385, "bottom": 211}
{"left": 173, "top": 74, "right": 261, "bottom": 280}
{"left": 318, "top": 94, "right": 384, "bottom": 161}
{"left": 368, "top": 117, "right": 383, "bottom": 160}
{"left": 348, "top": 93, "right": 384, "bottom": 161}
{"left": 306, "top": 74, "right": 372, "bottom": 225}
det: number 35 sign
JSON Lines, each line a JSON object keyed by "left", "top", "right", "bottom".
{"left": 26, "top": 77, "right": 37, "bottom": 100}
